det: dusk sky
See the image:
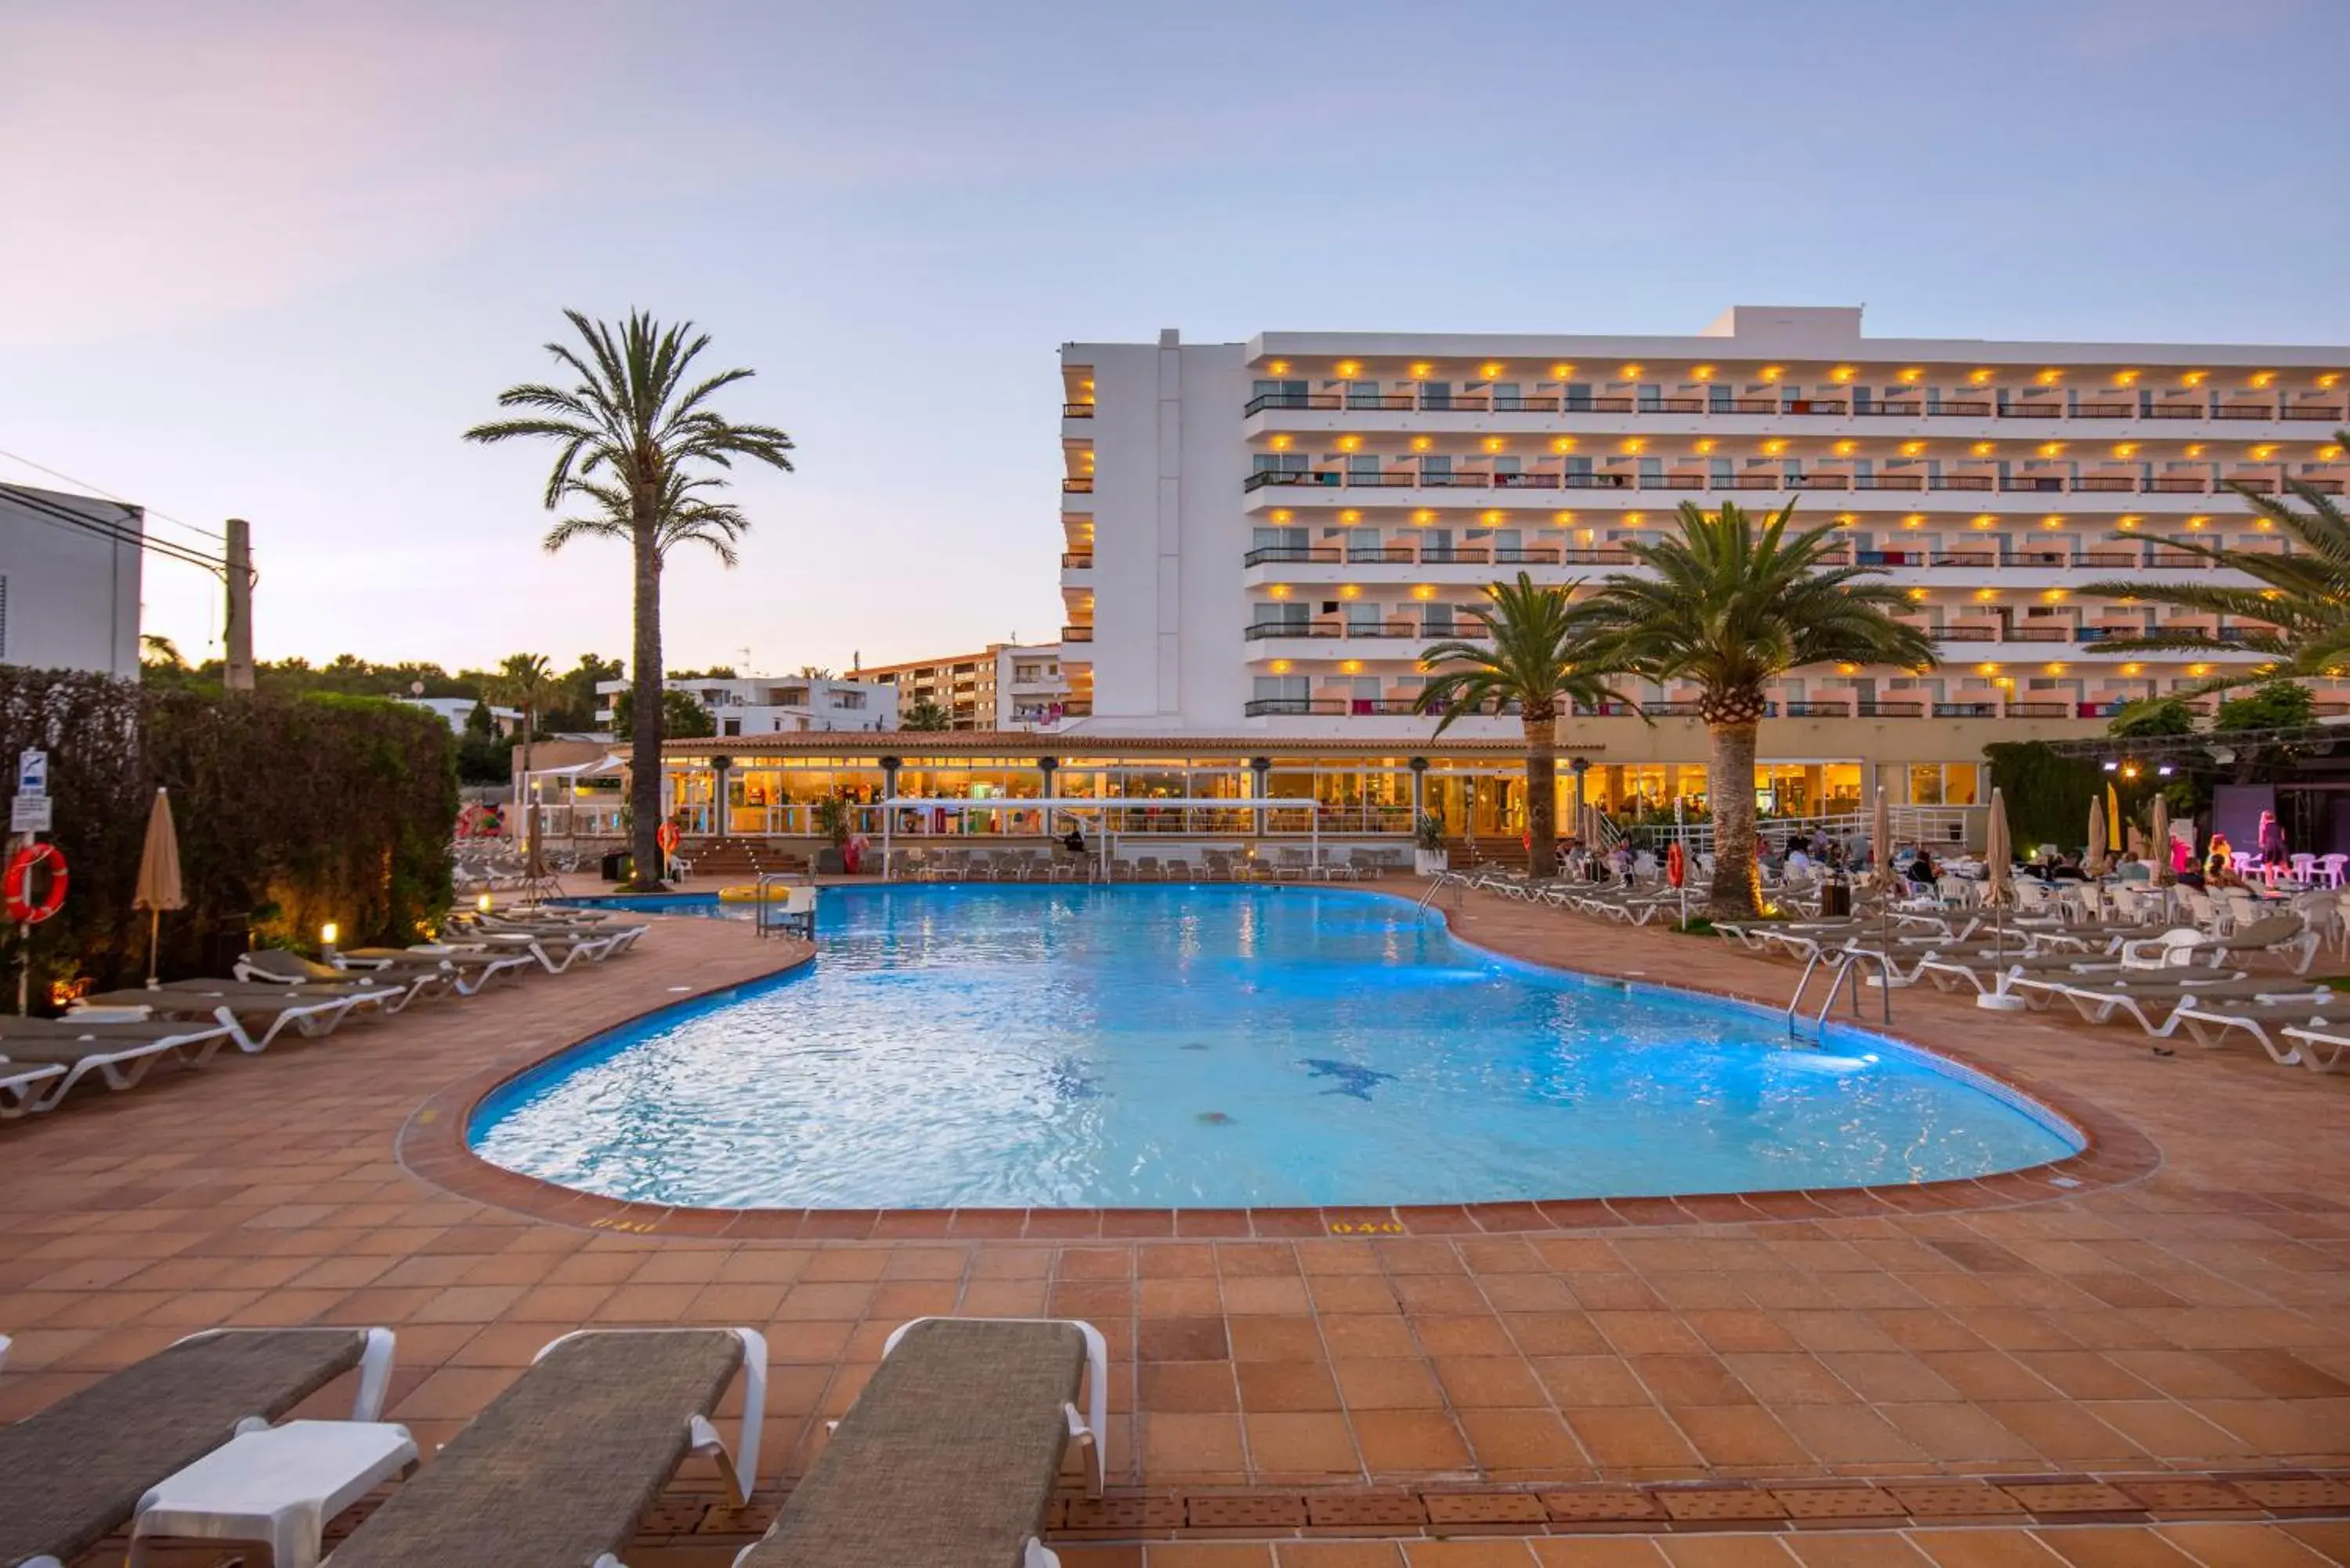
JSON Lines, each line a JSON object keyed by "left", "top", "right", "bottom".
{"left": 6, "top": 0, "right": 2346, "bottom": 676}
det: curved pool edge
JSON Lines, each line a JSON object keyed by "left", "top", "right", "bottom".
{"left": 396, "top": 882, "right": 2158, "bottom": 1240}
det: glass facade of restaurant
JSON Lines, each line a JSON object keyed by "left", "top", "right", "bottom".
{"left": 633, "top": 747, "right": 1955, "bottom": 841}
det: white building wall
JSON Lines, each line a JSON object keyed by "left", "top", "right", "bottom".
{"left": 0, "top": 485, "right": 143, "bottom": 678}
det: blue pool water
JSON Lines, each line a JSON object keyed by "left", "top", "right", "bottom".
{"left": 471, "top": 887, "right": 2079, "bottom": 1209}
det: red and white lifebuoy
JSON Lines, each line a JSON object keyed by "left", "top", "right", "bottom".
{"left": 1665, "top": 842, "right": 1687, "bottom": 889}
{"left": 4, "top": 842, "right": 68, "bottom": 924}
{"left": 656, "top": 821, "right": 682, "bottom": 855}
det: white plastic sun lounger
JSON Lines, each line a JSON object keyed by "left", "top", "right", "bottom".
{"left": 0, "top": 1059, "right": 65, "bottom": 1118}
{"left": 2166, "top": 998, "right": 2344, "bottom": 1064}
{"left": 339, "top": 947, "right": 537, "bottom": 994}
{"left": 2279, "top": 1024, "right": 2350, "bottom": 1073}
{"left": 2057, "top": 977, "right": 2330, "bottom": 1035}
{"left": 76, "top": 985, "right": 374, "bottom": 1053}
{"left": 0, "top": 1017, "right": 237, "bottom": 1107}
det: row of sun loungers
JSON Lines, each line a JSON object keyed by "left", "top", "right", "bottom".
{"left": 0, "top": 1314, "right": 1104, "bottom": 1568}
{"left": 1, "top": 907, "right": 650, "bottom": 1122}
{"left": 907, "top": 848, "right": 1404, "bottom": 883}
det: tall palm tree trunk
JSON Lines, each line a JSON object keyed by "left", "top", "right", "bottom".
{"left": 518, "top": 703, "right": 537, "bottom": 881}
{"left": 1522, "top": 706, "right": 1559, "bottom": 879}
{"left": 1705, "top": 721, "right": 1762, "bottom": 919}
{"left": 627, "top": 509, "right": 665, "bottom": 891}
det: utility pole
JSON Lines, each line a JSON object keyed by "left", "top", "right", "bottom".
{"left": 223, "top": 518, "right": 255, "bottom": 692}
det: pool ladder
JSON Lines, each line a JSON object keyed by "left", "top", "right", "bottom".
{"left": 1786, "top": 942, "right": 1896, "bottom": 1042}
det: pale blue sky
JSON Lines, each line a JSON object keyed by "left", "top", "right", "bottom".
{"left": 4, "top": 0, "right": 2345, "bottom": 673}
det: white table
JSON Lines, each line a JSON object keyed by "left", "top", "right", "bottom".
{"left": 132, "top": 1420, "right": 418, "bottom": 1568}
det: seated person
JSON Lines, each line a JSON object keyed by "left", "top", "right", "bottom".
{"left": 1061, "top": 827, "right": 1086, "bottom": 854}
{"left": 2048, "top": 852, "right": 2088, "bottom": 882}
{"left": 1905, "top": 848, "right": 1939, "bottom": 887}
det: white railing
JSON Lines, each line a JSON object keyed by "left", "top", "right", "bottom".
{"left": 1625, "top": 805, "right": 1984, "bottom": 854}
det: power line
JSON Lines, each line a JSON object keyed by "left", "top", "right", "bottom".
{"left": 0, "top": 447, "right": 228, "bottom": 543}
{"left": 0, "top": 482, "right": 231, "bottom": 576}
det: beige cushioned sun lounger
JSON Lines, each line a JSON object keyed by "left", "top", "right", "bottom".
{"left": 0, "top": 1327, "right": 390, "bottom": 1568}
{"left": 735, "top": 1316, "right": 1107, "bottom": 1568}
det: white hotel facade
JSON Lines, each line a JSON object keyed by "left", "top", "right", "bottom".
{"left": 1054, "top": 306, "right": 2349, "bottom": 826}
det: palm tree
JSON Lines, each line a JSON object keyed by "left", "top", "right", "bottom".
{"left": 488, "top": 652, "right": 557, "bottom": 878}
{"left": 902, "top": 699, "right": 953, "bottom": 732}
{"left": 2077, "top": 434, "right": 2350, "bottom": 699}
{"left": 1411, "top": 573, "right": 1626, "bottom": 879}
{"left": 466, "top": 310, "right": 794, "bottom": 890}
{"left": 1567, "top": 500, "right": 1935, "bottom": 919}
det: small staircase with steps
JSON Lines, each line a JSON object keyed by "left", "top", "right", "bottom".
{"left": 678, "top": 836, "right": 808, "bottom": 879}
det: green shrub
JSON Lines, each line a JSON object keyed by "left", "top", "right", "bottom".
{"left": 0, "top": 670, "right": 457, "bottom": 999}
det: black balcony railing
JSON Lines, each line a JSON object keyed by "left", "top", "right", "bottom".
{"left": 2214, "top": 403, "right": 2279, "bottom": 420}
{"left": 2072, "top": 403, "right": 2133, "bottom": 419}
{"left": 1928, "top": 401, "right": 1995, "bottom": 417}
{"left": 1999, "top": 475, "right": 2067, "bottom": 492}
{"left": 1934, "top": 702, "right": 1999, "bottom": 718}
{"left": 1063, "top": 403, "right": 1095, "bottom": 417}
{"left": 1929, "top": 475, "right": 1996, "bottom": 490}
{"left": 1998, "top": 403, "right": 2063, "bottom": 419}
{"left": 1243, "top": 623, "right": 1343, "bottom": 641}
{"left": 1060, "top": 626, "right": 1094, "bottom": 642}
{"left": 1491, "top": 471, "right": 1562, "bottom": 489}
{"left": 1852, "top": 475, "right": 1926, "bottom": 490}
{"left": 2146, "top": 403, "right": 2205, "bottom": 418}
{"left": 1242, "top": 546, "right": 1340, "bottom": 566}
{"left": 1060, "top": 552, "right": 1094, "bottom": 569}
{"left": 1243, "top": 697, "right": 1426, "bottom": 717}
{"left": 2144, "top": 475, "right": 2207, "bottom": 492}
{"left": 1853, "top": 401, "right": 1923, "bottom": 417}
{"left": 2005, "top": 702, "right": 2073, "bottom": 718}
{"left": 1062, "top": 477, "right": 1094, "bottom": 493}
{"left": 2071, "top": 475, "right": 2137, "bottom": 492}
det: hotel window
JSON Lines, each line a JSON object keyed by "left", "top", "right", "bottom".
{"left": 1254, "top": 675, "right": 1308, "bottom": 703}
{"left": 1423, "top": 602, "right": 1454, "bottom": 635}
{"left": 1564, "top": 381, "right": 1594, "bottom": 412}
{"left": 1491, "top": 381, "right": 1525, "bottom": 410}
{"left": 1419, "top": 453, "right": 1452, "bottom": 481}
{"left": 1708, "top": 384, "right": 1734, "bottom": 413}
{"left": 1343, "top": 379, "right": 1385, "bottom": 409}
{"left": 1253, "top": 378, "right": 1306, "bottom": 401}
{"left": 1252, "top": 451, "right": 1307, "bottom": 475}
{"left": 1421, "top": 381, "right": 1453, "bottom": 410}
{"left": 1636, "top": 383, "right": 1662, "bottom": 412}
{"left": 1853, "top": 387, "right": 1874, "bottom": 413}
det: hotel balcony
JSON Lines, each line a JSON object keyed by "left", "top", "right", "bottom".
{"left": 1240, "top": 468, "right": 2337, "bottom": 500}
{"left": 1242, "top": 388, "right": 2349, "bottom": 434}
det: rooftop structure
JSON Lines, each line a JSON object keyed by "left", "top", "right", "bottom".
{"left": 0, "top": 482, "right": 146, "bottom": 679}
{"left": 595, "top": 674, "right": 895, "bottom": 735}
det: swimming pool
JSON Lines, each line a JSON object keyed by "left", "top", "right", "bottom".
{"left": 469, "top": 886, "right": 2080, "bottom": 1210}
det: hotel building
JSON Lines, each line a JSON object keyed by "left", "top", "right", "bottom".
{"left": 641, "top": 308, "right": 2344, "bottom": 855}
{"left": 1054, "top": 307, "right": 2349, "bottom": 826}
{"left": 856, "top": 643, "right": 1072, "bottom": 731}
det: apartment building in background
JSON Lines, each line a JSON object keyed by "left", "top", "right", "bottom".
{"left": 596, "top": 673, "right": 895, "bottom": 735}
{"left": 858, "top": 642, "right": 1072, "bottom": 729}
{"left": 1055, "top": 308, "right": 2349, "bottom": 818}
{"left": 0, "top": 483, "right": 145, "bottom": 679}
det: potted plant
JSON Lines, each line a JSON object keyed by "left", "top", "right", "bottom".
{"left": 1413, "top": 812, "right": 1449, "bottom": 876}
{"left": 814, "top": 796, "right": 851, "bottom": 874}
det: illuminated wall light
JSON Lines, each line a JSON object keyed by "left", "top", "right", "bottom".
{"left": 2036, "top": 368, "right": 2063, "bottom": 385}
{"left": 1977, "top": 663, "right": 2000, "bottom": 676}
{"left": 2187, "top": 515, "right": 2210, "bottom": 529}
{"left": 1268, "top": 359, "right": 1290, "bottom": 374}
{"left": 2045, "top": 663, "right": 2067, "bottom": 675}
{"left": 2186, "top": 443, "right": 2206, "bottom": 457}
{"left": 1339, "top": 584, "right": 1359, "bottom": 599}
{"left": 2251, "top": 371, "right": 2276, "bottom": 388}
{"left": 2319, "top": 373, "right": 2342, "bottom": 388}
{"left": 1340, "top": 659, "right": 1363, "bottom": 675}
{"left": 1271, "top": 659, "right": 1291, "bottom": 674}
{"left": 1902, "top": 515, "right": 1925, "bottom": 528}
{"left": 1621, "top": 439, "right": 1644, "bottom": 454}
{"left": 1692, "top": 365, "right": 1716, "bottom": 381}
{"left": 1969, "top": 368, "right": 1994, "bottom": 384}
{"left": 1994, "top": 677, "right": 2014, "bottom": 690}
{"left": 2117, "top": 514, "right": 2141, "bottom": 529}
{"left": 1553, "top": 511, "right": 1574, "bottom": 524}
{"left": 1337, "top": 435, "right": 1361, "bottom": 451}
{"left": 1972, "top": 442, "right": 1995, "bottom": 456}
{"left": 1972, "top": 515, "right": 1996, "bottom": 529}
{"left": 1340, "top": 508, "right": 1361, "bottom": 523}
{"left": 1901, "top": 441, "right": 1925, "bottom": 457}
{"left": 1975, "top": 588, "right": 1998, "bottom": 601}
{"left": 2183, "top": 370, "right": 2207, "bottom": 386}
{"left": 1694, "top": 439, "right": 1717, "bottom": 454}
{"left": 1763, "top": 439, "right": 1787, "bottom": 455}
{"left": 1479, "top": 361, "right": 1504, "bottom": 378}
{"left": 2190, "top": 663, "right": 2212, "bottom": 677}
{"left": 1412, "top": 584, "right": 1434, "bottom": 600}
{"left": 1837, "top": 663, "right": 1858, "bottom": 675}
{"left": 1835, "top": 513, "right": 1856, "bottom": 527}
{"left": 1483, "top": 437, "right": 1505, "bottom": 453}
{"left": 1830, "top": 366, "right": 1856, "bottom": 382}
{"left": 2251, "top": 444, "right": 2279, "bottom": 460}
{"left": 1411, "top": 435, "right": 1431, "bottom": 451}
{"left": 1550, "top": 363, "right": 1574, "bottom": 378}
{"left": 1271, "top": 509, "right": 1292, "bottom": 522}
{"left": 2123, "top": 663, "right": 2142, "bottom": 676}
{"left": 2037, "top": 442, "right": 2065, "bottom": 458}
{"left": 2322, "top": 445, "right": 2345, "bottom": 461}
{"left": 1625, "top": 512, "right": 1645, "bottom": 526}
{"left": 1480, "top": 510, "right": 1503, "bottom": 525}
{"left": 1899, "top": 367, "right": 1923, "bottom": 383}
{"left": 1336, "top": 359, "right": 1361, "bottom": 378}
{"left": 1268, "top": 583, "right": 1289, "bottom": 599}
{"left": 2256, "top": 518, "right": 2275, "bottom": 530}
{"left": 1412, "top": 508, "right": 1435, "bottom": 523}
{"left": 1620, "top": 363, "right": 1643, "bottom": 378}
{"left": 1907, "top": 587, "right": 1928, "bottom": 601}
{"left": 2041, "top": 515, "right": 2064, "bottom": 529}
{"left": 1550, "top": 436, "right": 1576, "bottom": 453}
{"left": 1759, "top": 366, "right": 1783, "bottom": 381}
{"left": 2113, "top": 443, "right": 2138, "bottom": 458}
{"left": 2115, "top": 369, "right": 2139, "bottom": 386}
{"left": 2043, "top": 588, "right": 2067, "bottom": 602}
{"left": 1269, "top": 434, "right": 1291, "bottom": 450}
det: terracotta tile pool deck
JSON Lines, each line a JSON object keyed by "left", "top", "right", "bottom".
{"left": 3, "top": 882, "right": 2347, "bottom": 1565}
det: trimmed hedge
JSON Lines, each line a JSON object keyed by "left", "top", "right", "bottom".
{"left": 0, "top": 670, "right": 456, "bottom": 999}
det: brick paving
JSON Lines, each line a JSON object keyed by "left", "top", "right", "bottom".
{"left": 2, "top": 884, "right": 2346, "bottom": 1565}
